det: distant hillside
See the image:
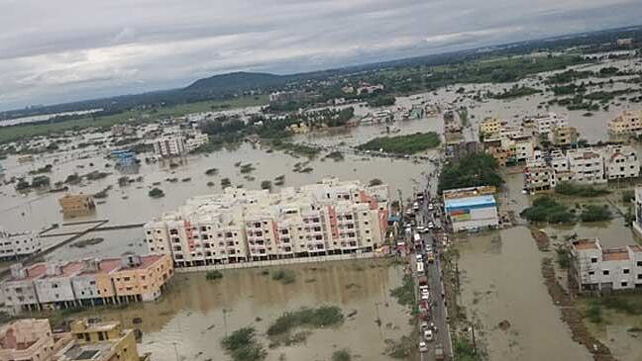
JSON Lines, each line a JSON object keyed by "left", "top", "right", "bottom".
{"left": 184, "top": 71, "right": 288, "bottom": 92}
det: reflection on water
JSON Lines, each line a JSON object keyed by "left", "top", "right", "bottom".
{"left": 74, "top": 259, "right": 410, "bottom": 361}
{"left": 456, "top": 227, "right": 591, "bottom": 361}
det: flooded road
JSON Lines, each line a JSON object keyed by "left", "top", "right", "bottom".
{"left": 70, "top": 259, "right": 411, "bottom": 361}
{"left": 456, "top": 227, "right": 591, "bottom": 361}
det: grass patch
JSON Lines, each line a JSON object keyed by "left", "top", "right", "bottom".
{"left": 357, "top": 132, "right": 440, "bottom": 154}
{"left": 332, "top": 349, "right": 351, "bottom": 361}
{"left": 579, "top": 204, "right": 611, "bottom": 222}
{"left": 206, "top": 270, "right": 223, "bottom": 280}
{"left": 271, "top": 269, "right": 296, "bottom": 284}
{"left": 221, "top": 327, "right": 267, "bottom": 361}
{"left": 267, "top": 306, "right": 344, "bottom": 339}
{"left": 439, "top": 152, "right": 503, "bottom": 192}
{"left": 555, "top": 182, "right": 610, "bottom": 197}
{"left": 453, "top": 336, "right": 483, "bottom": 361}
{"left": 390, "top": 273, "right": 416, "bottom": 308}
{"left": 520, "top": 196, "right": 575, "bottom": 224}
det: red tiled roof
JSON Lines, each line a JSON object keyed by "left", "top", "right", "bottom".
{"left": 602, "top": 248, "right": 630, "bottom": 261}
{"left": 573, "top": 239, "right": 598, "bottom": 250}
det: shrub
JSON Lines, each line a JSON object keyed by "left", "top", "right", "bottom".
{"left": 271, "top": 269, "right": 296, "bottom": 284}
{"left": 148, "top": 187, "right": 165, "bottom": 198}
{"left": 580, "top": 204, "right": 611, "bottom": 222}
{"left": 206, "top": 270, "right": 223, "bottom": 280}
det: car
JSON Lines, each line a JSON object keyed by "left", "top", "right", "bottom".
{"left": 421, "top": 289, "right": 430, "bottom": 300}
{"left": 428, "top": 203, "right": 434, "bottom": 211}
{"left": 424, "top": 329, "right": 434, "bottom": 341}
{"left": 415, "top": 254, "right": 423, "bottom": 262}
{"left": 419, "top": 341, "right": 428, "bottom": 353}
{"left": 428, "top": 221, "right": 435, "bottom": 229}
{"left": 420, "top": 321, "right": 429, "bottom": 330}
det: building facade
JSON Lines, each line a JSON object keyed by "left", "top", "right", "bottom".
{"left": 0, "top": 319, "right": 72, "bottom": 361}
{"left": 2, "top": 254, "right": 173, "bottom": 313}
{"left": 570, "top": 238, "right": 642, "bottom": 292}
{"left": 532, "top": 112, "right": 568, "bottom": 134}
{"left": 152, "top": 136, "right": 186, "bottom": 157}
{"left": 549, "top": 125, "right": 579, "bottom": 146}
{"left": 604, "top": 145, "right": 639, "bottom": 179}
{"left": 58, "top": 194, "right": 96, "bottom": 216}
{"left": 443, "top": 186, "right": 499, "bottom": 232}
{"left": 144, "top": 178, "right": 390, "bottom": 267}
{"left": 608, "top": 110, "right": 642, "bottom": 135}
{"left": 0, "top": 228, "right": 41, "bottom": 260}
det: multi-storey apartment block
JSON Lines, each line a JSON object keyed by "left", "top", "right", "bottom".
{"left": 479, "top": 117, "right": 502, "bottom": 137}
{"left": 531, "top": 112, "right": 568, "bottom": 134}
{"left": 144, "top": 178, "right": 389, "bottom": 267}
{"left": 0, "top": 319, "right": 73, "bottom": 361}
{"left": 2, "top": 254, "right": 173, "bottom": 313}
{"left": 152, "top": 136, "right": 186, "bottom": 157}
{"left": 549, "top": 125, "right": 579, "bottom": 147}
{"left": 604, "top": 144, "right": 639, "bottom": 179}
{"left": 570, "top": 238, "right": 642, "bottom": 292}
{"left": 608, "top": 110, "right": 642, "bottom": 135}
{"left": 566, "top": 148, "right": 606, "bottom": 184}
{"left": 0, "top": 227, "right": 42, "bottom": 260}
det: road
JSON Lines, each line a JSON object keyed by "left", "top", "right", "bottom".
{"left": 405, "top": 164, "right": 452, "bottom": 361}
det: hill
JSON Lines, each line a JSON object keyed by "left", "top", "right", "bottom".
{"left": 184, "top": 71, "right": 288, "bottom": 92}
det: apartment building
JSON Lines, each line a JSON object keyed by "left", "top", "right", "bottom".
{"left": 604, "top": 144, "right": 640, "bottom": 179}
{"left": 59, "top": 319, "right": 141, "bottom": 361}
{"left": 608, "top": 110, "right": 642, "bottom": 135}
{"left": 523, "top": 165, "right": 557, "bottom": 192}
{"left": 0, "top": 319, "right": 73, "bottom": 361}
{"left": 570, "top": 238, "right": 642, "bottom": 292}
{"left": 2, "top": 254, "right": 173, "bottom": 313}
{"left": 566, "top": 148, "right": 606, "bottom": 184}
{"left": 549, "top": 125, "right": 579, "bottom": 147}
{"left": 58, "top": 194, "right": 96, "bottom": 216}
{"left": 479, "top": 117, "right": 502, "bottom": 137}
{"left": 531, "top": 112, "right": 568, "bottom": 134}
{"left": 144, "top": 178, "right": 389, "bottom": 267}
{"left": 152, "top": 136, "right": 186, "bottom": 157}
{"left": 0, "top": 227, "right": 41, "bottom": 259}
{"left": 0, "top": 318, "right": 145, "bottom": 361}
{"left": 184, "top": 132, "right": 209, "bottom": 152}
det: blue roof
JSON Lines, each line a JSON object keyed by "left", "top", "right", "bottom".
{"left": 444, "top": 195, "right": 496, "bottom": 210}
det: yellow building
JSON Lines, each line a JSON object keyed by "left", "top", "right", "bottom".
{"left": 479, "top": 117, "right": 502, "bottom": 138}
{"left": 608, "top": 110, "right": 642, "bottom": 134}
{"left": 549, "top": 125, "right": 579, "bottom": 146}
{"left": 58, "top": 194, "right": 96, "bottom": 215}
{"left": 61, "top": 319, "right": 143, "bottom": 361}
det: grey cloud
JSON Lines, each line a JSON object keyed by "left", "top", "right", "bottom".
{"left": 0, "top": 0, "right": 640, "bottom": 110}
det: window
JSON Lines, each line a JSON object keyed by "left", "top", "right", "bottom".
{"left": 623, "top": 269, "right": 630, "bottom": 274}
{"left": 590, "top": 257, "right": 597, "bottom": 263}
{"left": 602, "top": 270, "right": 610, "bottom": 275}
{"left": 621, "top": 282, "right": 628, "bottom": 287}
{"left": 588, "top": 271, "right": 595, "bottom": 276}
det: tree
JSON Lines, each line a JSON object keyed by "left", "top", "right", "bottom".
{"left": 148, "top": 188, "right": 165, "bottom": 198}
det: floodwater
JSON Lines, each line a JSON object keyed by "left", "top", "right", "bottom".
{"left": 583, "top": 307, "right": 642, "bottom": 361}
{"left": 456, "top": 227, "right": 591, "bottom": 361}
{"left": 0, "top": 116, "right": 439, "bottom": 263}
{"left": 70, "top": 259, "right": 411, "bottom": 361}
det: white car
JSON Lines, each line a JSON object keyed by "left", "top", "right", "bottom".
{"left": 428, "top": 203, "right": 434, "bottom": 211}
{"left": 424, "top": 329, "right": 434, "bottom": 342}
{"left": 428, "top": 221, "right": 435, "bottom": 229}
{"left": 421, "top": 289, "right": 430, "bottom": 300}
{"left": 419, "top": 341, "right": 428, "bottom": 353}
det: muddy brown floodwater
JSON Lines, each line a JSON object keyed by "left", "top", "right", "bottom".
{"left": 456, "top": 227, "right": 591, "bottom": 361}
{"left": 70, "top": 259, "right": 411, "bottom": 361}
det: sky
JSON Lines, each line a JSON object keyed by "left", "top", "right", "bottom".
{"left": 1, "top": 0, "right": 641, "bottom": 111}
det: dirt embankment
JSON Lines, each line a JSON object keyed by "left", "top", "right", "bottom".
{"left": 534, "top": 228, "right": 615, "bottom": 361}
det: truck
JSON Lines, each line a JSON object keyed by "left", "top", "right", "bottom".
{"left": 435, "top": 343, "right": 445, "bottom": 360}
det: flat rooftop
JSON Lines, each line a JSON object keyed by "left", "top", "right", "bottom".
{"left": 572, "top": 239, "right": 599, "bottom": 250}
{"left": 444, "top": 195, "right": 496, "bottom": 210}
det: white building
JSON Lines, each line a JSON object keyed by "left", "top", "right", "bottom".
{"left": 532, "top": 112, "right": 568, "bottom": 134}
{"left": 152, "top": 136, "right": 186, "bottom": 157}
{"left": 144, "top": 178, "right": 390, "bottom": 267}
{"left": 566, "top": 148, "right": 606, "bottom": 184}
{"left": 523, "top": 165, "right": 557, "bottom": 192}
{"left": 570, "top": 238, "right": 642, "bottom": 292}
{"left": 603, "top": 145, "right": 639, "bottom": 179}
{"left": 0, "top": 227, "right": 42, "bottom": 259}
{"left": 443, "top": 187, "right": 499, "bottom": 232}
{"left": 184, "top": 132, "right": 209, "bottom": 152}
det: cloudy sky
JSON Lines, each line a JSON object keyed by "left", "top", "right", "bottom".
{"left": 1, "top": 0, "right": 641, "bottom": 111}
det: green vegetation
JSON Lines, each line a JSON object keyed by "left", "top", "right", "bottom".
{"left": 266, "top": 306, "right": 344, "bottom": 338}
{"left": 332, "top": 350, "right": 351, "bottom": 361}
{"left": 390, "top": 274, "right": 416, "bottom": 308}
{"left": 555, "top": 182, "right": 610, "bottom": 197}
{"left": 221, "top": 178, "right": 232, "bottom": 189}
{"left": 324, "top": 151, "right": 344, "bottom": 162}
{"left": 487, "top": 85, "right": 540, "bottom": 99}
{"left": 28, "top": 164, "right": 53, "bottom": 175}
{"left": 586, "top": 302, "right": 603, "bottom": 323}
{"left": 206, "top": 270, "right": 223, "bottom": 280}
{"left": 221, "top": 327, "right": 266, "bottom": 361}
{"left": 368, "top": 178, "right": 383, "bottom": 187}
{"left": 270, "top": 139, "right": 320, "bottom": 158}
{"left": 357, "top": 132, "right": 440, "bottom": 154}
{"left": 148, "top": 187, "right": 165, "bottom": 198}
{"left": 271, "top": 269, "right": 296, "bottom": 284}
{"left": 367, "top": 95, "right": 396, "bottom": 107}
{"left": 453, "top": 337, "right": 483, "bottom": 361}
{"left": 621, "top": 190, "right": 635, "bottom": 203}
{"left": 595, "top": 295, "right": 642, "bottom": 315}
{"left": 385, "top": 334, "right": 417, "bottom": 359}
{"left": 555, "top": 245, "right": 571, "bottom": 269}
{"left": 520, "top": 196, "right": 574, "bottom": 224}
{"left": 205, "top": 168, "right": 219, "bottom": 176}
{"left": 579, "top": 204, "right": 612, "bottom": 222}
{"left": 439, "top": 153, "right": 503, "bottom": 192}
{"left": 260, "top": 180, "right": 272, "bottom": 191}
